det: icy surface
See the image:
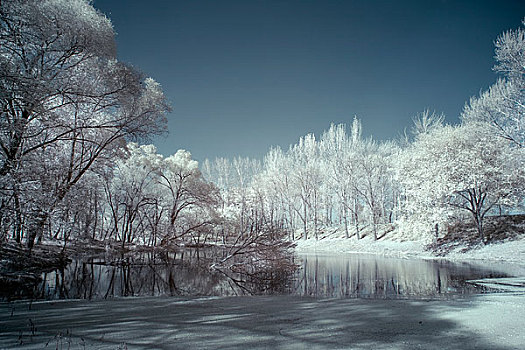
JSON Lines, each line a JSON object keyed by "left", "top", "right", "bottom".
{"left": 1, "top": 294, "right": 524, "bottom": 349}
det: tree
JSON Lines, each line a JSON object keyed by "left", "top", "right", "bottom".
{"left": 0, "top": 0, "right": 169, "bottom": 249}
{"left": 462, "top": 19, "right": 525, "bottom": 148}
{"left": 288, "top": 133, "right": 323, "bottom": 240}
{"left": 397, "top": 123, "right": 523, "bottom": 242}
{"left": 355, "top": 140, "right": 398, "bottom": 240}
{"left": 158, "top": 149, "right": 219, "bottom": 243}
{"left": 106, "top": 144, "right": 219, "bottom": 247}
{"left": 411, "top": 110, "right": 445, "bottom": 136}
{"left": 260, "top": 146, "right": 298, "bottom": 240}
{"left": 319, "top": 121, "right": 363, "bottom": 239}
{"left": 105, "top": 143, "right": 163, "bottom": 246}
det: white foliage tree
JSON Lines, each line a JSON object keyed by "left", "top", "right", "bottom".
{"left": 289, "top": 133, "right": 323, "bottom": 240}
{"left": 397, "top": 123, "right": 523, "bottom": 242}
{"left": 106, "top": 143, "right": 162, "bottom": 246}
{"left": 462, "top": 19, "right": 525, "bottom": 148}
{"left": 107, "top": 143, "right": 219, "bottom": 247}
{"left": 159, "top": 149, "right": 219, "bottom": 244}
{"left": 0, "top": 0, "right": 169, "bottom": 249}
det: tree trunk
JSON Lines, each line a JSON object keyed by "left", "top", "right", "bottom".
{"left": 473, "top": 214, "right": 484, "bottom": 244}
{"left": 343, "top": 212, "right": 349, "bottom": 239}
{"left": 26, "top": 212, "right": 48, "bottom": 251}
{"left": 303, "top": 204, "right": 308, "bottom": 240}
{"left": 353, "top": 198, "right": 360, "bottom": 240}
{"left": 13, "top": 192, "right": 22, "bottom": 244}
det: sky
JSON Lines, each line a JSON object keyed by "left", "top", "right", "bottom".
{"left": 93, "top": 0, "right": 525, "bottom": 162}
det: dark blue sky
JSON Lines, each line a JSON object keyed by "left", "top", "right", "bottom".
{"left": 93, "top": 0, "right": 525, "bottom": 161}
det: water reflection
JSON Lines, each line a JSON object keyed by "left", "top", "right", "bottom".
{"left": 31, "top": 248, "right": 296, "bottom": 300}
{"left": 4, "top": 251, "right": 512, "bottom": 301}
{"left": 296, "top": 254, "right": 509, "bottom": 299}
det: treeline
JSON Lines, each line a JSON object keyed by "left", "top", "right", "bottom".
{"left": 203, "top": 20, "right": 525, "bottom": 244}
{"left": 204, "top": 113, "right": 523, "bottom": 244}
{"left": 203, "top": 119, "right": 398, "bottom": 241}
{"left": 1, "top": 0, "right": 523, "bottom": 253}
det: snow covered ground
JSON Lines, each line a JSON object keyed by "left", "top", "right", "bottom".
{"left": 1, "top": 294, "right": 524, "bottom": 349}
{"left": 295, "top": 235, "right": 525, "bottom": 265}
{"left": 295, "top": 236, "right": 432, "bottom": 259}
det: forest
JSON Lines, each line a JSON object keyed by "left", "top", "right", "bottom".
{"left": 1, "top": 0, "right": 524, "bottom": 266}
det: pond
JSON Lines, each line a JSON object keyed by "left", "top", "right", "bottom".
{"left": 3, "top": 249, "right": 516, "bottom": 301}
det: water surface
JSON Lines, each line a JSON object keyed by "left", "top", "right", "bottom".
{"left": 4, "top": 250, "right": 515, "bottom": 300}
{"left": 296, "top": 254, "right": 511, "bottom": 299}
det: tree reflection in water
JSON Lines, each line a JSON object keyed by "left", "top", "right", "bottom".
{"left": 8, "top": 250, "right": 511, "bottom": 301}
{"left": 32, "top": 248, "right": 297, "bottom": 300}
{"left": 296, "top": 254, "right": 509, "bottom": 299}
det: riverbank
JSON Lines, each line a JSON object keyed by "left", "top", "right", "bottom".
{"left": 1, "top": 294, "right": 523, "bottom": 349}
{"left": 295, "top": 235, "right": 525, "bottom": 265}
{"left": 294, "top": 214, "right": 525, "bottom": 265}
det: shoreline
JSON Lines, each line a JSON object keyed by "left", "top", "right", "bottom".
{"left": 294, "top": 236, "right": 525, "bottom": 265}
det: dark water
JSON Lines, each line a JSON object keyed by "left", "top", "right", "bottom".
{"left": 7, "top": 248, "right": 295, "bottom": 301}
{"left": 4, "top": 250, "right": 513, "bottom": 301}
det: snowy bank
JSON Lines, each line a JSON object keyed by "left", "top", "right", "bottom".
{"left": 295, "top": 236, "right": 431, "bottom": 259}
{"left": 295, "top": 236, "right": 525, "bottom": 265}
